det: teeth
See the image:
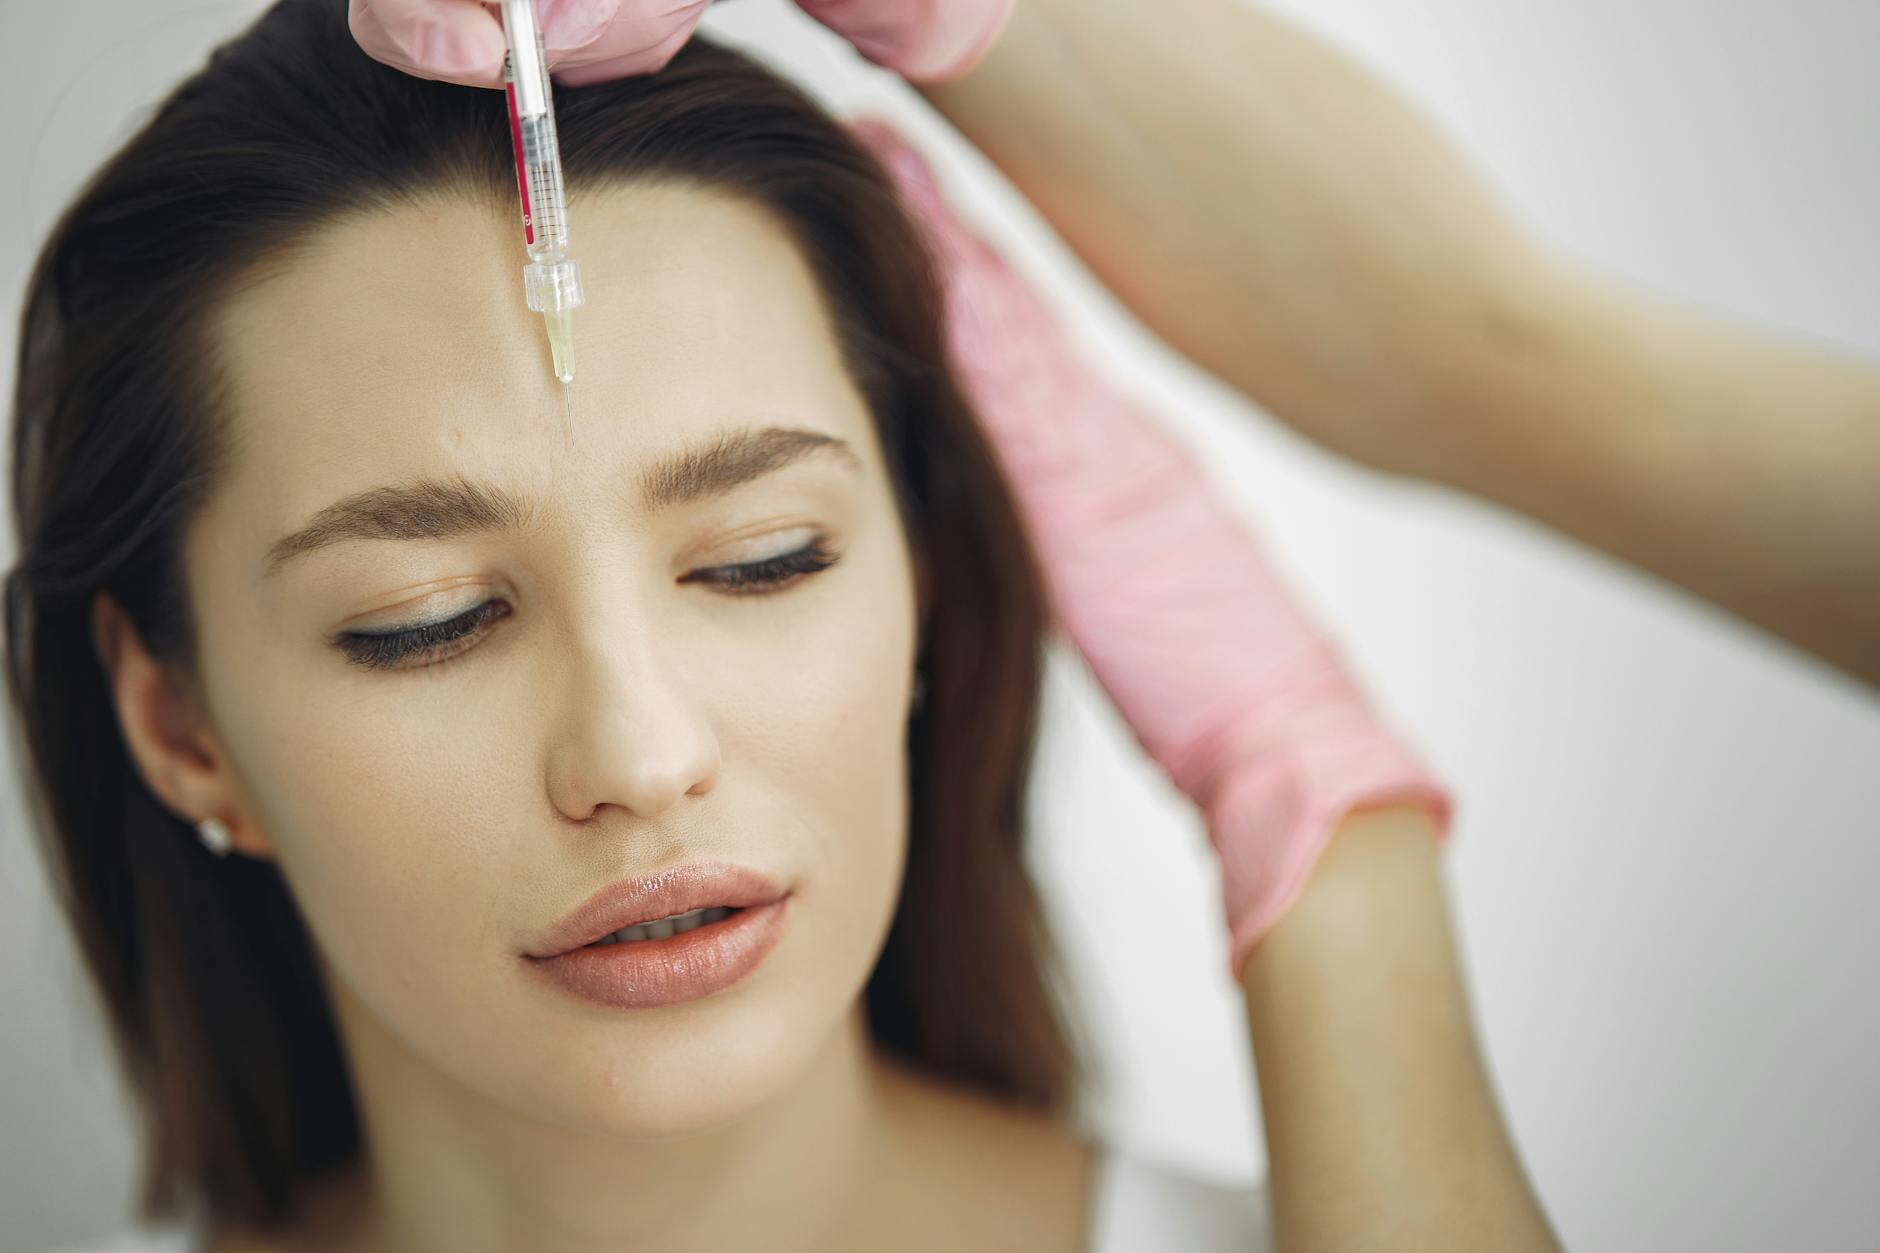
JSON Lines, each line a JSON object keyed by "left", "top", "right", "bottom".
{"left": 592, "top": 906, "right": 735, "bottom": 947}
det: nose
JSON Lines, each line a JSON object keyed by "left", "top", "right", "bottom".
{"left": 544, "top": 622, "right": 721, "bottom": 822}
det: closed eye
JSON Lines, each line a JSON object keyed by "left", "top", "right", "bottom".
{"left": 677, "top": 533, "right": 840, "bottom": 593}
{"left": 333, "top": 534, "right": 842, "bottom": 672}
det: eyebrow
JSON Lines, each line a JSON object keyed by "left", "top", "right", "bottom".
{"left": 262, "top": 424, "right": 861, "bottom": 578}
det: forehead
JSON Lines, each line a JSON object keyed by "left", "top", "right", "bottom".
{"left": 204, "top": 180, "right": 872, "bottom": 552}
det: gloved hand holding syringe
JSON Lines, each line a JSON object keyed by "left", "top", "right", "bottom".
{"left": 350, "top": 0, "right": 1019, "bottom": 444}
{"left": 498, "top": 0, "right": 582, "bottom": 439}
{"left": 349, "top": 0, "right": 1023, "bottom": 436}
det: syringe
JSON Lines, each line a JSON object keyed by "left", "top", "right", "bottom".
{"left": 498, "top": 0, "right": 582, "bottom": 436}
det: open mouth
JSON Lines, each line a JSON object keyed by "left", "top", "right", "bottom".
{"left": 584, "top": 905, "right": 748, "bottom": 947}
{"left": 525, "top": 894, "right": 792, "bottom": 1009}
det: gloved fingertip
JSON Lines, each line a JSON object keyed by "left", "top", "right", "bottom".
{"left": 354, "top": 2, "right": 507, "bottom": 87}
{"left": 538, "top": 0, "right": 613, "bottom": 53}
{"left": 429, "top": 33, "right": 508, "bottom": 85}
{"left": 911, "top": 1, "right": 1017, "bottom": 84}
{"left": 796, "top": 0, "right": 1015, "bottom": 84}
{"left": 548, "top": 13, "right": 699, "bottom": 84}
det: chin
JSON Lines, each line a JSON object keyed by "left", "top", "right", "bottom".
{"left": 515, "top": 986, "right": 837, "bottom": 1140}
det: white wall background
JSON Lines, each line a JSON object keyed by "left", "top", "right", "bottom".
{"left": 4, "top": 1, "right": 1877, "bottom": 1250}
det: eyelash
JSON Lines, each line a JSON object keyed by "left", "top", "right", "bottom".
{"left": 335, "top": 535, "right": 841, "bottom": 672}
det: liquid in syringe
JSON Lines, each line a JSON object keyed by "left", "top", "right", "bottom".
{"left": 499, "top": 0, "right": 583, "bottom": 437}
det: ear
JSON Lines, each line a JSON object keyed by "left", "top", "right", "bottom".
{"left": 91, "top": 592, "right": 269, "bottom": 860}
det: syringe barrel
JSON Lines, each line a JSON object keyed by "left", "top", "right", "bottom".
{"left": 514, "top": 110, "right": 571, "bottom": 261}
{"left": 499, "top": 0, "right": 576, "bottom": 267}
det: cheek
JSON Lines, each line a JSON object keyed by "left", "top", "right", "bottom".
{"left": 739, "top": 515, "right": 920, "bottom": 915}
{"left": 206, "top": 503, "right": 919, "bottom": 1108}
{"left": 199, "top": 601, "right": 572, "bottom": 1067}
{"left": 226, "top": 689, "right": 514, "bottom": 1049}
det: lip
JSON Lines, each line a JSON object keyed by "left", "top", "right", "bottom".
{"left": 522, "top": 895, "right": 793, "bottom": 1010}
{"left": 522, "top": 861, "right": 790, "bottom": 959}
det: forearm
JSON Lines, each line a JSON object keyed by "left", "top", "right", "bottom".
{"left": 917, "top": 0, "right": 1544, "bottom": 475}
{"left": 1432, "top": 262, "right": 1880, "bottom": 688}
{"left": 923, "top": 0, "right": 1880, "bottom": 687}
{"left": 1239, "top": 805, "right": 1559, "bottom": 1252}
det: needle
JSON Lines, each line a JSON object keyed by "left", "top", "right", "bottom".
{"left": 501, "top": 0, "right": 585, "bottom": 437}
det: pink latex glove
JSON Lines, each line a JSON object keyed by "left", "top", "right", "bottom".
{"left": 793, "top": 0, "right": 1014, "bottom": 82}
{"left": 349, "top": 0, "right": 1012, "bottom": 88}
{"left": 851, "top": 119, "right": 1456, "bottom": 982}
{"left": 348, "top": 0, "right": 710, "bottom": 87}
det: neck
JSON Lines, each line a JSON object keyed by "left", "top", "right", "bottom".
{"left": 305, "top": 997, "right": 907, "bottom": 1253}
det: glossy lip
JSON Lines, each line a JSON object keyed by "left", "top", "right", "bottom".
{"left": 522, "top": 895, "right": 793, "bottom": 1011}
{"left": 521, "top": 861, "right": 790, "bottom": 959}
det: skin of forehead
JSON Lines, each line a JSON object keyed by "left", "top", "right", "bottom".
{"left": 200, "top": 180, "right": 882, "bottom": 602}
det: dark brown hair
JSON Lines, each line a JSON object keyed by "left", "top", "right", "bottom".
{"left": 5, "top": 0, "right": 1095, "bottom": 1232}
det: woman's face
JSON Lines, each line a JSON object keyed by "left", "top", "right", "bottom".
{"left": 177, "top": 181, "right": 921, "bottom": 1136}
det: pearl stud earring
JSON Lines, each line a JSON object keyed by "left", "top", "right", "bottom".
{"left": 195, "top": 816, "right": 232, "bottom": 858}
